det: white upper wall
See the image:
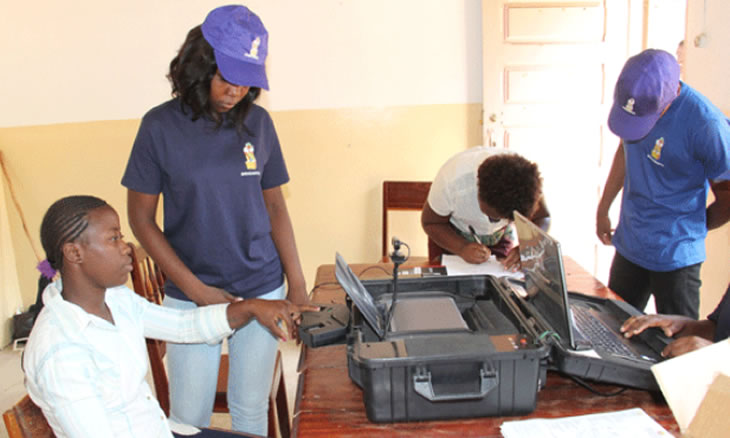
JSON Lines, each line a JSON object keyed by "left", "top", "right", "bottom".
{"left": 1, "top": 0, "right": 483, "bottom": 128}
{"left": 685, "top": 0, "right": 730, "bottom": 113}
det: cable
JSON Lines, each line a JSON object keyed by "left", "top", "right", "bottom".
{"left": 538, "top": 331, "right": 562, "bottom": 342}
{"left": 357, "top": 265, "right": 393, "bottom": 277}
{"left": 384, "top": 238, "right": 410, "bottom": 334}
{"left": 567, "top": 374, "right": 628, "bottom": 397}
{"left": 312, "top": 263, "right": 394, "bottom": 293}
{"left": 310, "top": 281, "right": 342, "bottom": 292}
{"left": 0, "top": 151, "right": 42, "bottom": 262}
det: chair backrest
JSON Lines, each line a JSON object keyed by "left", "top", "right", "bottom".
{"left": 3, "top": 395, "right": 55, "bottom": 438}
{"left": 127, "top": 243, "right": 290, "bottom": 437}
{"left": 268, "top": 350, "right": 290, "bottom": 438}
{"left": 129, "top": 242, "right": 166, "bottom": 305}
{"left": 382, "top": 181, "right": 439, "bottom": 261}
{"left": 128, "top": 242, "right": 171, "bottom": 417}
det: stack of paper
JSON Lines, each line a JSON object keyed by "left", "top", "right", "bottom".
{"left": 441, "top": 254, "right": 523, "bottom": 279}
{"left": 500, "top": 408, "right": 671, "bottom": 438}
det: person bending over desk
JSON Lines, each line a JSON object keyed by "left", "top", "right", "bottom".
{"left": 421, "top": 146, "right": 550, "bottom": 270}
{"left": 621, "top": 284, "right": 730, "bottom": 358}
{"left": 23, "top": 195, "right": 317, "bottom": 438}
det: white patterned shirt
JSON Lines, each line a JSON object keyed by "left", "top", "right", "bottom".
{"left": 428, "top": 146, "right": 512, "bottom": 237}
{"left": 23, "top": 281, "right": 233, "bottom": 438}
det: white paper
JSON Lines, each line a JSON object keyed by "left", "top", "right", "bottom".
{"left": 168, "top": 419, "right": 201, "bottom": 435}
{"left": 500, "top": 408, "right": 671, "bottom": 438}
{"left": 441, "top": 254, "right": 523, "bottom": 279}
{"left": 650, "top": 338, "right": 730, "bottom": 432}
{"left": 567, "top": 347, "right": 602, "bottom": 359}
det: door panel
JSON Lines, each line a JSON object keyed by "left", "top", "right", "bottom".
{"left": 505, "top": 3, "right": 605, "bottom": 43}
{"left": 483, "top": 0, "right": 637, "bottom": 279}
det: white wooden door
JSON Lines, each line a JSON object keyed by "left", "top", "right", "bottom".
{"left": 482, "top": 0, "right": 641, "bottom": 280}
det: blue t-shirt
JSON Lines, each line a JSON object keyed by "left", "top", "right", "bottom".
{"left": 612, "top": 83, "right": 730, "bottom": 271}
{"left": 122, "top": 99, "right": 288, "bottom": 300}
{"left": 708, "top": 284, "right": 730, "bottom": 342}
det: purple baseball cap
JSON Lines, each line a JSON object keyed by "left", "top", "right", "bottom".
{"left": 608, "top": 49, "right": 680, "bottom": 141}
{"left": 201, "top": 5, "right": 269, "bottom": 90}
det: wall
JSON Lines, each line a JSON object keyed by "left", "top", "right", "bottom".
{"left": 1, "top": 1, "right": 727, "bottom": 347}
{"left": 685, "top": 0, "right": 730, "bottom": 317}
{"left": 0, "top": 1, "right": 483, "bottom": 346}
{"left": 0, "top": 168, "right": 24, "bottom": 344}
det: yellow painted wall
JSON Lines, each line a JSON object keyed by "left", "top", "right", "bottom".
{"left": 274, "top": 104, "right": 483, "bottom": 271}
{"left": 0, "top": 0, "right": 484, "bottom": 346}
{"left": 1, "top": 0, "right": 727, "bottom": 348}
{"left": 0, "top": 120, "right": 140, "bottom": 318}
{"left": 0, "top": 167, "right": 24, "bottom": 343}
{"left": 0, "top": 103, "right": 481, "bottom": 342}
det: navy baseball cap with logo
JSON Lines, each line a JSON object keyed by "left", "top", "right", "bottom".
{"left": 608, "top": 49, "right": 680, "bottom": 141}
{"left": 202, "top": 5, "right": 269, "bottom": 90}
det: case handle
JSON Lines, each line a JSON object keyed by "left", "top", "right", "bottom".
{"left": 413, "top": 364, "right": 498, "bottom": 402}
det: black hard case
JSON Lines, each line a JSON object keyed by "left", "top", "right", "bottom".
{"left": 520, "top": 291, "right": 665, "bottom": 391}
{"left": 345, "top": 274, "right": 550, "bottom": 423}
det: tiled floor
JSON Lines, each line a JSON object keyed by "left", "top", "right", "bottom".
{"left": 0, "top": 340, "right": 302, "bottom": 438}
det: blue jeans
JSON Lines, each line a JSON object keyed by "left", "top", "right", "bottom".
{"left": 164, "top": 284, "right": 284, "bottom": 436}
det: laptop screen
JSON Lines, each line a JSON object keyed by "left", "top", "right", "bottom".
{"left": 335, "top": 252, "right": 385, "bottom": 338}
{"left": 513, "top": 211, "right": 576, "bottom": 349}
{"left": 335, "top": 252, "right": 469, "bottom": 339}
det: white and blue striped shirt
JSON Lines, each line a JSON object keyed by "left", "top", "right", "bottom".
{"left": 23, "top": 281, "right": 233, "bottom": 438}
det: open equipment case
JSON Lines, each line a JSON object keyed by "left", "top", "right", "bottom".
{"left": 301, "top": 213, "right": 672, "bottom": 423}
{"left": 299, "top": 253, "right": 551, "bottom": 423}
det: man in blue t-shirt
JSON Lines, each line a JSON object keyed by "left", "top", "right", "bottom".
{"left": 596, "top": 49, "right": 730, "bottom": 319}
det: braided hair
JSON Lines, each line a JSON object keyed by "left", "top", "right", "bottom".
{"left": 40, "top": 195, "right": 108, "bottom": 271}
{"left": 168, "top": 25, "right": 260, "bottom": 136}
{"left": 477, "top": 154, "right": 542, "bottom": 220}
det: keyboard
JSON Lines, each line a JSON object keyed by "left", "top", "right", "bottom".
{"left": 571, "top": 305, "right": 639, "bottom": 359}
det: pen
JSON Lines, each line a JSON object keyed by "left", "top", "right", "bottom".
{"left": 468, "top": 225, "right": 481, "bottom": 245}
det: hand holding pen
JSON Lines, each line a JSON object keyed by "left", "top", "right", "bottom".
{"left": 458, "top": 225, "right": 491, "bottom": 264}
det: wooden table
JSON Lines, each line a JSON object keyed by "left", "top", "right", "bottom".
{"left": 292, "top": 259, "right": 680, "bottom": 437}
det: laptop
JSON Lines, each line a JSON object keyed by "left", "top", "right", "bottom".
{"left": 512, "top": 211, "right": 671, "bottom": 390}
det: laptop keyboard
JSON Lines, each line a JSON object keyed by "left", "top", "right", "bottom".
{"left": 571, "top": 306, "right": 639, "bottom": 359}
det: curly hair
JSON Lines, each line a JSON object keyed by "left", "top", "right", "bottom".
{"left": 477, "top": 154, "right": 542, "bottom": 220}
{"left": 40, "top": 195, "right": 108, "bottom": 271}
{"left": 168, "top": 25, "right": 260, "bottom": 136}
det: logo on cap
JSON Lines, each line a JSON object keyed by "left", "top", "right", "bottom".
{"left": 243, "top": 142, "right": 257, "bottom": 170}
{"left": 244, "top": 37, "right": 261, "bottom": 60}
{"left": 622, "top": 98, "right": 636, "bottom": 115}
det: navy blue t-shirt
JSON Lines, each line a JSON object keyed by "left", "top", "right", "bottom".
{"left": 122, "top": 99, "right": 288, "bottom": 300}
{"left": 708, "top": 284, "right": 730, "bottom": 342}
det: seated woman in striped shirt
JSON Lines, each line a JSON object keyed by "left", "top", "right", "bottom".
{"left": 23, "top": 195, "right": 317, "bottom": 438}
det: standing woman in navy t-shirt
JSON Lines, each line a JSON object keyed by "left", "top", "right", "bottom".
{"left": 121, "top": 5, "right": 309, "bottom": 436}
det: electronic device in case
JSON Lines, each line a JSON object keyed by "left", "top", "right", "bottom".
{"left": 299, "top": 303, "right": 350, "bottom": 347}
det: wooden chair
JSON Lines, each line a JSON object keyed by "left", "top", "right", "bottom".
{"left": 3, "top": 395, "right": 54, "bottom": 438}
{"left": 128, "top": 243, "right": 291, "bottom": 438}
{"left": 129, "top": 242, "right": 171, "bottom": 416}
{"left": 382, "top": 181, "right": 442, "bottom": 263}
{"left": 2, "top": 394, "right": 257, "bottom": 438}
{"left": 217, "top": 352, "right": 290, "bottom": 438}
